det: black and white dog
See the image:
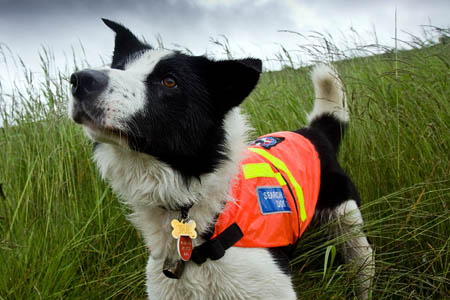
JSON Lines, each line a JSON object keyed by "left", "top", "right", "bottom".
{"left": 69, "top": 19, "right": 374, "bottom": 300}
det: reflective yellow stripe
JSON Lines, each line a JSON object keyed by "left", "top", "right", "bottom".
{"left": 243, "top": 163, "right": 274, "bottom": 179}
{"left": 242, "top": 163, "right": 286, "bottom": 186}
{"left": 274, "top": 173, "right": 286, "bottom": 186}
{"left": 249, "top": 148, "right": 307, "bottom": 222}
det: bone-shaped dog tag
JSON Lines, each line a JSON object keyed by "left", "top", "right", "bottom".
{"left": 171, "top": 219, "right": 197, "bottom": 239}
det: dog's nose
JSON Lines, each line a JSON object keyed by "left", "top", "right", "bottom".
{"left": 70, "top": 69, "right": 108, "bottom": 100}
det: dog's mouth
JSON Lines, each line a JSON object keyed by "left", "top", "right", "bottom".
{"left": 71, "top": 101, "right": 129, "bottom": 143}
{"left": 83, "top": 118, "right": 125, "bottom": 137}
{"left": 84, "top": 119, "right": 129, "bottom": 146}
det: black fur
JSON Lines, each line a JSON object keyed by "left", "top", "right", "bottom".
{"left": 268, "top": 245, "right": 296, "bottom": 275}
{"left": 126, "top": 53, "right": 262, "bottom": 179}
{"left": 308, "top": 114, "right": 348, "bottom": 154}
{"left": 94, "top": 20, "right": 263, "bottom": 179}
{"left": 269, "top": 115, "right": 359, "bottom": 274}
{"left": 296, "top": 115, "right": 360, "bottom": 210}
{"left": 102, "top": 19, "right": 152, "bottom": 70}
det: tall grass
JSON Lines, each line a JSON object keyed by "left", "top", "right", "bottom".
{"left": 1, "top": 27, "right": 449, "bottom": 299}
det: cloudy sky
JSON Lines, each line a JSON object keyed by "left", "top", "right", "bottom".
{"left": 0, "top": 0, "right": 448, "bottom": 97}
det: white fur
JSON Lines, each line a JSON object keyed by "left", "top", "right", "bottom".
{"left": 146, "top": 248, "right": 296, "bottom": 300}
{"left": 100, "top": 49, "right": 173, "bottom": 130}
{"left": 93, "top": 107, "right": 296, "bottom": 300}
{"left": 307, "top": 63, "right": 349, "bottom": 123}
{"left": 93, "top": 108, "right": 249, "bottom": 252}
{"left": 69, "top": 49, "right": 174, "bottom": 146}
{"left": 323, "top": 200, "right": 374, "bottom": 300}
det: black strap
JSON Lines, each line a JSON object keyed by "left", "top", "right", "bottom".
{"left": 191, "top": 222, "right": 243, "bottom": 265}
{"left": 180, "top": 204, "right": 192, "bottom": 220}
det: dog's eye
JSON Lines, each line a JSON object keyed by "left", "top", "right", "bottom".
{"left": 162, "top": 77, "right": 177, "bottom": 88}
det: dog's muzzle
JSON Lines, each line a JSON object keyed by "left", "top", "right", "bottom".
{"left": 70, "top": 69, "right": 108, "bottom": 100}
{"left": 70, "top": 69, "right": 109, "bottom": 124}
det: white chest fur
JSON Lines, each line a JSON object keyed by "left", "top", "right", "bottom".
{"left": 90, "top": 108, "right": 295, "bottom": 299}
{"left": 92, "top": 108, "right": 250, "bottom": 260}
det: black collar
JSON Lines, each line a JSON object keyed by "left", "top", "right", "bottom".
{"left": 179, "top": 204, "right": 192, "bottom": 220}
{"left": 159, "top": 203, "right": 193, "bottom": 219}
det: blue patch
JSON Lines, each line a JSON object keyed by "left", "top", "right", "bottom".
{"left": 257, "top": 186, "right": 292, "bottom": 215}
{"left": 248, "top": 136, "right": 285, "bottom": 149}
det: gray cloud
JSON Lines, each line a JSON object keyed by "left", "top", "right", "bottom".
{"left": 0, "top": 0, "right": 448, "bottom": 97}
{"left": 0, "top": 0, "right": 301, "bottom": 57}
{"left": 1, "top": 0, "right": 447, "bottom": 56}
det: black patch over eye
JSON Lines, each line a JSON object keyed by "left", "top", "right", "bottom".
{"left": 162, "top": 76, "right": 177, "bottom": 88}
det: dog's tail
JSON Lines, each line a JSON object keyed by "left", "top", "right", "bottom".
{"left": 307, "top": 64, "right": 348, "bottom": 153}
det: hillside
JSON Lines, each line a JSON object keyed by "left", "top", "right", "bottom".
{"left": 0, "top": 42, "right": 449, "bottom": 299}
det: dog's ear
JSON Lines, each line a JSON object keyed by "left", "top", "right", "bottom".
{"left": 209, "top": 58, "right": 262, "bottom": 111}
{"left": 102, "top": 18, "right": 151, "bottom": 68}
{"left": 237, "top": 58, "right": 263, "bottom": 74}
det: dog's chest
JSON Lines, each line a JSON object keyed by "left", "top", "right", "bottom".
{"left": 145, "top": 247, "right": 295, "bottom": 300}
{"left": 92, "top": 143, "right": 232, "bottom": 256}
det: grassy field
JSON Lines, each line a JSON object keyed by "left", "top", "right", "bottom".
{"left": 0, "top": 33, "right": 449, "bottom": 299}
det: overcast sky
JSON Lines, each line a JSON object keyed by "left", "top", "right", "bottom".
{"left": 0, "top": 0, "right": 448, "bottom": 99}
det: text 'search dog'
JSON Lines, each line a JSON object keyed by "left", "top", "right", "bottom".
{"left": 68, "top": 19, "right": 375, "bottom": 300}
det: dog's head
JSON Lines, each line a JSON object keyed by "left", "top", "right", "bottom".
{"left": 69, "top": 19, "right": 262, "bottom": 178}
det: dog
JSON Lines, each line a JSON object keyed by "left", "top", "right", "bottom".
{"left": 68, "top": 19, "right": 374, "bottom": 300}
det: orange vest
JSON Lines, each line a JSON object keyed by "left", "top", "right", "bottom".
{"left": 211, "top": 131, "right": 321, "bottom": 248}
